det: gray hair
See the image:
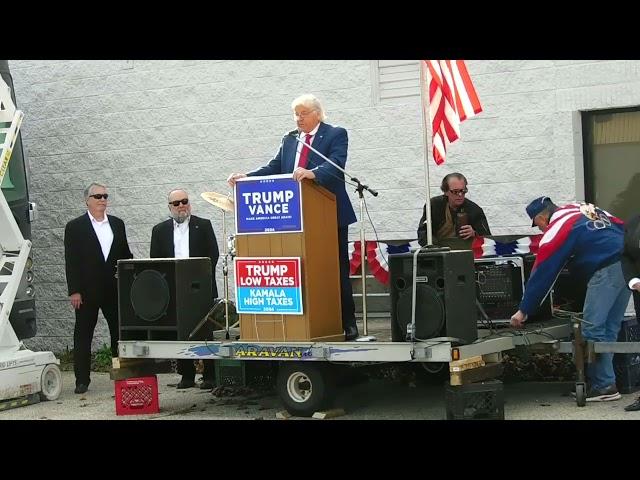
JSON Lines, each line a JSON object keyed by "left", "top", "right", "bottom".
{"left": 84, "top": 182, "right": 107, "bottom": 200}
{"left": 291, "top": 94, "right": 326, "bottom": 122}
{"left": 167, "top": 188, "right": 189, "bottom": 202}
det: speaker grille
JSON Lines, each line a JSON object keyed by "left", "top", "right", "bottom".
{"left": 130, "top": 269, "right": 170, "bottom": 322}
{"left": 396, "top": 284, "right": 445, "bottom": 340}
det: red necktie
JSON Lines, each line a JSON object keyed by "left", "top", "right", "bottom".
{"left": 298, "top": 134, "right": 313, "bottom": 169}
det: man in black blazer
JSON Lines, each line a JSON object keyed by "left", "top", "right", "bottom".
{"left": 150, "top": 189, "right": 220, "bottom": 389}
{"left": 64, "top": 182, "right": 133, "bottom": 394}
{"left": 621, "top": 213, "right": 640, "bottom": 411}
{"left": 417, "top": 172, "right": 491, "bottom": 246}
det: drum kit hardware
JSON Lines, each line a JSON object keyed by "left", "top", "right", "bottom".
{"left": 200, "top": 190, "right": 238, "bottom": 340}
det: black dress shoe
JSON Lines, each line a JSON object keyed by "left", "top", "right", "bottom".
{"left": 199, "top": 380, "right": 215, "bottom": 390}
{"left": 74, "top": 384, "right": 88, "bottom": 394}
{"left": 624, "top": 398, "right": 640, "bottom": 411}
{"left": 176, "top": 378, "right": 195, "bottom": 389}
{"left": 344, "top": 325, "right": 359, "bottom": 341}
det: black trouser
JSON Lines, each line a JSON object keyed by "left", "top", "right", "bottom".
{"left": 73, "top": 296, "right": 118, "bottom": 386}
{"left": 338, "top": 225, "right": 356, "bottom": 331}
{"left": 178, "top": 359, "right": 215, "bottom": 382}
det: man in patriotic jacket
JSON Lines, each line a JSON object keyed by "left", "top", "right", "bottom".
{"left": 511, "top": 196, "right": 631, "bottom": 402}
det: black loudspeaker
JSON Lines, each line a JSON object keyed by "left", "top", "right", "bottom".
{"left": 389, "top": 249, "right": 477, "bottom": 344}
{"left": 552, "top": 266, "right": 587, "bottom": 313}
{"left": 118, "top": 258, "right": 214, "bottom": 341}
{"left": 614, "top": 318, "right": 640, "bottom": 394}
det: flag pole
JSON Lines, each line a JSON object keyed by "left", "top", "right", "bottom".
{"left": 419, "top": 60, "right": 433, "bottom": 246}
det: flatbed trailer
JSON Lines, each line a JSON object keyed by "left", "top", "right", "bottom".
{"left": 118, "top": 317, "right": 576, "bottom": 416}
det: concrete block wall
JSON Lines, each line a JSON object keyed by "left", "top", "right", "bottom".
{"left": 9, "top": 59, "right": 640, "bottom": 352}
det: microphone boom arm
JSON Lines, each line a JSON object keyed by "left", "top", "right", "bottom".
{"left": 290, "top": 132, "right": 378, "bottom": 340}
{"left": 290, "top": 133, "right": 378, "bottom": 197}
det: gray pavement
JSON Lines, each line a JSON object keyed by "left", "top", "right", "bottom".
{"left": 1, "top": 370, "right": 640, "bottom": 420}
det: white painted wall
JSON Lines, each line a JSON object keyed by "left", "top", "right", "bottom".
{"left": 10, "top": 59, "right": 640, "bottom": 351}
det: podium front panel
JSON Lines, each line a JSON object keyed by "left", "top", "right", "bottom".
{"left": 235, "top": 179, "right": 343, "bottom": 342}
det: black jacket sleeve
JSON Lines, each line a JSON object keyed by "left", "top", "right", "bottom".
{"left": 64, "top": 220, "right": 82, "bottom": 296}
{"left": 201, "top": 218, "right": 220, "bottom": 298}
{"left": 470, "top": 205, "right": 492, "bottom": 237}
{"left": 621, "top": 214, "right": 640, "bottom": 286}
{"left": 120, "top": 219, "right": 133, "bottom": 260}
{"left": 202, "top": 219, "right": 219, "bottom": 270}
{"left": 417, "top": 203, "right": 428, "bottom": 246}
{"left": 149, "top": 223, "right": 164, "bottom": 259}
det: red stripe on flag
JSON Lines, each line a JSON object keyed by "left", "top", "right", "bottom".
{"left": 453, "top": 60, "right": 483, "bottom": 121}
{"left": 424, "top": 60, "right": 482, "bottom": 165}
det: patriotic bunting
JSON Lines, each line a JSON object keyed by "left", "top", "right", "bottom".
{"left": 348, "top": 235, "right": 543, "bottom": 285}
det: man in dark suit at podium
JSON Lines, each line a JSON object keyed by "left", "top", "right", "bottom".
{"left": 150, "top": 189, "right": 220, "bottom": 389}
{"left": 64, "top": 182, "right": 133, "bottom": 394}
{"left": 227, "top": 94, "right": 359, "bottom": 340}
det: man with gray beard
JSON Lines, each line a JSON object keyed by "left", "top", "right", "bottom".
{"left": 150, "top": 189, "right": 220, "bottom": 389}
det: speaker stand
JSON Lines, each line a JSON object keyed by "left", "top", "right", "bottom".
{"left": 217, "top": 204, "right": 239, "bottom": 340}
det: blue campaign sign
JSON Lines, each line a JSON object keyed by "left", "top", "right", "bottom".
{"left": 235, "top": 175, "right": 303, "bottom": 234}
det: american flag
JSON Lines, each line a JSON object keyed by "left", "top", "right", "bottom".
{"left": 424, "top": 60, "right": 483, "bottom": 165}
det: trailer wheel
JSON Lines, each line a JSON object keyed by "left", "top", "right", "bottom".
{"left": 575, "top": 382, "right": 586, "bottom": 407}
{"left": 276, "top": 363, "right": 334, "bottom": 417}
{"left": 418, "top": 362, "right": 449, "bottom": 384}
{"left": 39, "top": 364, "right": 62, "bottom": 401}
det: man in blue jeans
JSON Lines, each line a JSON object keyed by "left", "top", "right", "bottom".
{"left": 511, "top": 197, "right": 630, "bottom": 402}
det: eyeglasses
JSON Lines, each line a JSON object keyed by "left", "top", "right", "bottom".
{"left": 293, "top": 110, "right": 316, "bottom": 119}
{"left": 169, "top": 198, "right": 189, "bottom": 207}
{"left": 89, "top": 194, "right": 109, "bottom": 200}
{"left": 449, "top": 188, "right": 468, "bottom": 196}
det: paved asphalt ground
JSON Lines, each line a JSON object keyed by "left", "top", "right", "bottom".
{"left": 1, "top": 370, "right": 639, "bottom": 420}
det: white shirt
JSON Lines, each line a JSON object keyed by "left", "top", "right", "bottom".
{"left": 173, "top": 217, "right": 190, "bottom": 259}
{"left": 87, "top": 211, "right": 113, "bottom": 261}
{"left": 294, "top": 123, "right": 320, "bottom": 169}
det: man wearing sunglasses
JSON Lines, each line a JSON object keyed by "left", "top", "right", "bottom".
{"left": 64, "top": 182, "right": 133, "bottom": 394}
{"left": 150, "top": 189, "right": 220, "bottom": 389}
{"left": 417, "top": 172, "right": 491, "bottom": 246}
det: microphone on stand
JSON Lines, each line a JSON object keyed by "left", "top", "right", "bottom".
{"left": 285, "top": 128, "right": 300, "bottom": 137}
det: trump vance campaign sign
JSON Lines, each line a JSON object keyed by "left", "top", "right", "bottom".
{"left": 235, "top": 175, "right": 303, "bottom": 234}
{"left": 234, "top": 257, "right": 303, "bottom": 315}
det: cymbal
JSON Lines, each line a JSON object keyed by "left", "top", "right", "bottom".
{"left": 201, "top": 191, "right": 234, "bottom": 212}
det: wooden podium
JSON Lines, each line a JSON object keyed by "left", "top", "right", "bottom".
{"left": 236, "top": 178, "right": 344, "bottom": 342}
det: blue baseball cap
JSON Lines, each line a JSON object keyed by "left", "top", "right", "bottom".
{"left": 526, "top": 196, "right": 552, "bottom": 227}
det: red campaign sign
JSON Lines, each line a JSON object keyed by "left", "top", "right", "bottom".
{"left": 235, "top": 258, "right": 301, "bottom": 288}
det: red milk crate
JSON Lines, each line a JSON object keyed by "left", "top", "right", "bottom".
{"left": 114, "top": 375, "right": 159, "bottom": 416}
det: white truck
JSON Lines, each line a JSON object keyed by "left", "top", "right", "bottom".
{"left": 0, "top": 73, "right": 61, "bottom": 406}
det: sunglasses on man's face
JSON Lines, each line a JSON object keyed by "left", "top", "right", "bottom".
{"left": 89, "top": 194, "right": 109, "bottom": 200}
{"left": 169, "top": 198, "right": 189, "bottom": 207}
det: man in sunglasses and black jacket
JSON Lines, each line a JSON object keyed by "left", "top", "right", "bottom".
{"left": 64, "top": 182, "right": 133, "bottom": 394}
{"left": 150, "top": 189, "right": 220, "bottom": 389}
{"left": 417, "top": 172, "right": 491, "bottom": 247}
